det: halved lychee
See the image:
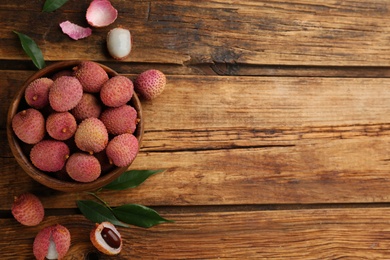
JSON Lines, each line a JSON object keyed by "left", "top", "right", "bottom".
{"left": 33, "top": 224, "right": 71, "bottom": 260}
{"left": 90, "top": 222, "right": 122, "bottom": 255}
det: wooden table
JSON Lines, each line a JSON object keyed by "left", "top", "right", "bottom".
{"left": 2, "top": 0, "right": 390, "bottom": 259}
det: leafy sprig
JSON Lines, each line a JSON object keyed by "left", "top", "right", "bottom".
{"left": 77, "top": 169, "right": 174, "bottom": 228}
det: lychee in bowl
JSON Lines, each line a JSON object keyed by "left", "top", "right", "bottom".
{"left": 6, "top": 60, "right": 144, "bottom": 192}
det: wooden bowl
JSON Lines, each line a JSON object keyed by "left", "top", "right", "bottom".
{"left": 6, "top": 61, "right": 144, "bottom": 192}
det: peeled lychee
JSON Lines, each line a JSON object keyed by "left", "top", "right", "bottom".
{"left": 66, "top": 153, "right": 101, "bottom": 182}
{"left": 75, "top": 118, "right": 109, "bottom": 154}
{"left": 11, "top": 193, "right": 44, "bottom": 226}
{"left": 33, "top": 224, "right": 71, "bottom": 260}
{"left": 49, "top": 76, "right": 83, "bottom": 112}
{"left": 106, "top": 133, "right": 139, "bottom": 167}
{"left": 12, "top": 108, "right": 45, "bottom": 144}
{"left": 107, "top": 27, "right": 132, "bottom": 60}
{"left": 100, "top": 75, "right": 134, "bottom": 107}
{"left": 30, "top": 140, "right": 70, "bottom": 172}
{"left": 100, "top": 105, "right": 138, "bottom": 135}
{"left": 134, "top": 69, "right": 166, "bottom": 100}
{"left": 25, "top": 77, "right": 53, "bottom": 109}
{"left": 46, "top": 112, "right": 77, "bottom": 140}
{"left": 71, "top": 93, "right": 102, "bottom": 121}
{"left": 73, "top": 61, "right": 109, "bottom": 93}
{"left": 90, "top": 222, "right": 122, "bottom": 255}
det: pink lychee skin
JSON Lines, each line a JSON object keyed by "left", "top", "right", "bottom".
{"left": 66, "top": 153, "right": 101, "bottom": 182}
{"left": 73, "top": 61, "right": 109, "bottom": 93}
{"left": 106, "top": 133, "right": 139, "bottom": 167}
{"left": 100, "top": 105, "right": 138, "bottom": 135}
{"left": 86, "top": 0, "right": 118, "bottom": 28}
{"left": 12, "top": 108, "right": 45, "bottom": 144}
{"left": 71, "top": 93, "right": 102, "bottom": 121}
{"left": 30, "top": 140, "right": 70, "bottom": 172}
{"left": 11, "top": 193, "right": 44, "bottom": 226}
{"left": 134, "top": 69, "right": 166, "bottom": 100}
{"left": 100, "top": 75, "right": 134, "bottom": 107}
{"left": 46, "top": 112, "right": 77, "bottom": 141}
{"left": 25, "top": 77, "right": 53, "bottom": 109}
{"left": 33, "top": 224, "right": 71, "bottom": 260}
{"left": 75, "top": 118, "right": 109, "bottom": 154}
{"left": 49, "top": 76, "right": 83, "bottom": 112}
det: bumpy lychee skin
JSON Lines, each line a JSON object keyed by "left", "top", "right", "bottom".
{"left": 46, "top": 112, "right": 77, "bottom": 141}
{"left": 73, "top": 61, "right": 109, "bottom": 93}
{"left": 71, "top": 93, "right": 102, "bottom": 121}
{"left": 100, "top": 105, "right": 138, "bottom": 135}
{"left": 49, "top": 76, "right": 83, "bottom": 112}
{"left": 33, "top": 224, "right": 71, "bottom": 260}
{"left": 90, "top": 222, "right": 122, "bottom": 255}
{"left": 106, "top": 133, "right": 139, "bottom": 167}
{"left": 75, "top": 118, "right": 109, "bottom": 154}
{"left": 134, "top": 69, "right": 166, "bottom": 100}
{"left": 11, "top": 193, "right": 44, "bottom": 226}
{"left": 66, "top": 153, "right": 101, "bottom": 182}
{"left": 100, "top": 75, "right": 133, "bottom": 107}
{"left": 12, "top": 108, "right": 45, "bottom": 144}
{"left": 30, "top": 140, "right": 70, "bottom": 172}
{"left": 25, "top": 77, "right": 53, "bottom": 109}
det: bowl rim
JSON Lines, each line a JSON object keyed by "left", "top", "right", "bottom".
{"left": 7, "top": 60, "right": 144, "bottom": 192}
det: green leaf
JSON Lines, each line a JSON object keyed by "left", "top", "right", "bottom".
{"left": 103, "top": 169, "right": 166, "bottom": 191}
{"left": 14, "top": 31, "right": 46, "bottom": 69}
{"left": 112, "top": 204, "right": 174, "bottom": 228}
{"left": 42, "top": 0, "right": 69, "bottom": 12}
{"left": 76, "top": 200, "right": 129, "bottom": 228}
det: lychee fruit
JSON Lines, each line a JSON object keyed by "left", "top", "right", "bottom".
{"left": 71, "top": 93, "right": 102, "bottom": 121}
{"left": 107, "top": 27, "right": 132, "bottom": 60}
{"left": 66, "top": 153, "right": 101, "bottom": 182}
{"left": 12, "top": 108, "right": 45, "bottom": 144}
{"left": 90, "top": 222, "right": 122, "bottom": 255}
{"left": 33, "top": 224, "right": 71, "bottom": 260}
{"left": 30, "top": 140, "right": 70, "bottom": 172}
{"left": 73, "top": 61, "right": 109, "bottom": 93}
{"left": 75, "top": 118, "right": 109, "bottom": 154}
{"left": 100, "top": 105, "right": 138, "bottom": 135}
{"left": 100, "top": 75, "right": 133, "bottom": 107}
{"left": 46, "top": 112, "right": 77, "bottom": 141}
{"left": 106, "top": 133, "right": 139, "bottom": 167}
{"left": 24, "top": 77, "right": 53, "bottom": 109}
{"left": 11, "top": 193, "right": 44, "bottom": 226}
{"left": 134, "top": 69, "right": 166, "bottom": 100}
{"left": 49, "top": 76, "right": 83, "bottom": 112}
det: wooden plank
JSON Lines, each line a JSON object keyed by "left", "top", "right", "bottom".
{"left": 1, "top": 1, "right": 390, "bottom": 66}
{"left": 2, "top": 208, "right": 390, "bottom": 258}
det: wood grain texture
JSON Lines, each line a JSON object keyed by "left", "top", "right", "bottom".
{"left": 1, "top": 1, "right": 390, "bottom": 66}
{"left": 3, "top": 208, "right": 390, "bottom": 259}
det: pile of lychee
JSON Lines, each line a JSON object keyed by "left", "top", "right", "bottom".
{"left": 11, "top": 60, "right": 166, "bottom": 183}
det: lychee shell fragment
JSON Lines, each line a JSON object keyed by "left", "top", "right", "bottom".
{"left": 86, "top": 0, "right": 118, "bottom": 28}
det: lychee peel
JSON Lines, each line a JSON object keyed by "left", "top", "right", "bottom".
{"left": 30, "top": 140, "right": 70, "bottom": 172}
{"left": 25, "top": 77, "right": 53, "bottom": 109}
{"left": 75, "top": 118, "right": 109, "bottom": 154}
{"left": 66, "top": 153, "right": 101, "bottom": 182}
{"left": 86, "top": 0, "right": 118, "bottom": 28}
{"left": 33, "top": 224, "right": 71, "bottom": 260}
{"left": 106, "top": 133, "right": 139, "bottom": 167}
{"left": 12, "top": 108, "right": 45, "bottom": 144}
{"left": 11, "top": 193, "right": 44, "bottom": 226}
{"left": 49, "top": 76, "right": 83, "bottom": 112}
{"left": 134, "top": 69, "right": 166, "bottom": 100}
{"left": 100, "top": 105, "right": 138, "bottom": 135}
{"left": 100, "top": 75, "right": 134, "bottom": 107}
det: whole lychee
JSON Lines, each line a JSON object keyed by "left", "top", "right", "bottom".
{"left": 134, "top": 69, "right": 166, "bottom": 100}
{"left": 71, "top": 93, "right": 102, "bottom": 121}
{"left": 30, "top": 140, "right": 70, "bottom": 172}
{"left": 49, "top": 76, "right": 83, "bottom": 112}
{"left": 11, "top": 193, "right": 44, "bottom": 226}
{"left": 75, "top": 118, "right": 109, "bottom": 154}
{"left": 90, "top": 222, "right": 122, "bottom": 255}
{"left": 12, "top": 108, "right": 45, "bottom": 144}
{"left": 73, "top": 61, "right": 109, "bottom": 93}
{"left": 33, "top": 224, "right": 71, "bottom": 260}
{"left": 46, "top": 112, "right": 77, "bottom": 140}
{"left": 66, "top": 153, "right": 101, "bottom": 182}
{"left": 106, "top": 133, "right": 139, "bottom": 167}
{"left": 25, "top": 77, "right": 53, "bottom": 109}
{"left": 100, "top": 75, "right": 133, "bottom": 107}
{"left": 100, "top": 105, "right": 138, "bottom": 135}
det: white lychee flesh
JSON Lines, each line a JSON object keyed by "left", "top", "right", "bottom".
{"left": 107, "top": 28, "right": 132, "bottom": 60}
